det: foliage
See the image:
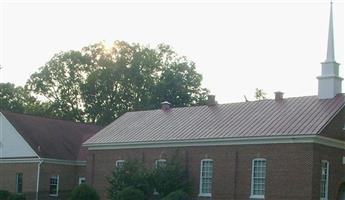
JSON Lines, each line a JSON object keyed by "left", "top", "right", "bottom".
{"left": 108, "top": 154, "right": 190, "bottom": 200}
{"left": 254, "top": 88, "right": 267, "bottom": 100}
{"left": 116, "top": 187, "right": 145, "bottom": 200}
{"left": 152, "top": 156, "right": 190, "bottom": 197}
{"left": 107, "top": 160, "right": 153, "bottom": 200}
{"left": 0, "top": 190, "right": 11, "bottom": 200}
{"left": 8, "top": 194, "right": 26, "bottom": 200}
{"left": 68, "top": 184, "right": 100, "bottom": 200}
{"left": 161, "top": 190, "right": 189, "bottom": 200}
{"left": 25, "top": 41, "right": 209, "bottom": 125}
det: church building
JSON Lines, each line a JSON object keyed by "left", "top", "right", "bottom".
{"left": 84, "top": 3, "right": 345, "bottom": 200}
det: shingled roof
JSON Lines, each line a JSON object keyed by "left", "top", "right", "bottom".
{"left": 1, "top": 111, "right": 102, "bottom": 160}
{"left": 85, "top": 94, "right": 345, "bottom": 146}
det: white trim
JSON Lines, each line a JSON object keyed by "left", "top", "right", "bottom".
{"left": 78, "top": 177, "right": 86, "bottom": 185}
{"left": 320, "top": 160, "right": 329, "bottom": 200}
{"left": 199, "top": 159, "right": 213, "bottom": 197}
{"left": 115, "top": 160, "right": 125, "bottom": 168}
{"left": 0, "top": 158, "right": 86, "bottom": 166}
{"left": 250, "top": 158, "right": 266, "bottom": 199}
{"left": 85, "top": 135, "right": 345, "bottom": 150}
{"left": 155, "top": 159, "right": 167, "bottom": 168}
{"left": 49, "top": 175, "right": 59, "bottom": 197}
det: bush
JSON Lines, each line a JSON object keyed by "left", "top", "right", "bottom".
{"left": 107, "top": 160, "right": 153, "bottom": 200}
{"left": 117, "top": 187, "right": 145, "bottom": 200}
{"left": 9, "top": 194, "right": 26, "bottom": 200}
{"left": 0, "top": 190, "right": 11, "bottom": 200}
{"left": 161, "top": 190, "right": 189, "bottom": 200}
{"left": 152, "top": 156, "right": 190, "bottom": 197}
{"left": 69, "top": 184, "right": 99, "bottom": 200}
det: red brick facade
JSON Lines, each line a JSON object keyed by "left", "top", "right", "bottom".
{"left": 86, "top": 143, "right": 345, "bottom": 200}
{"left": 0, "top": 162, "right": 86, "bottom": 200}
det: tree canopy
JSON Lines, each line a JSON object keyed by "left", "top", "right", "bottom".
{"left": 1, "top": 41, "right": 209, "bottom": 125}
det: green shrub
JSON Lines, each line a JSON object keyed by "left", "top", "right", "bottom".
{"left": 0, "top": 190, "right": 11, "bottom": 200}
{"left": 68, "top": 184, "right": 99, "bottom": 200}
{"left": 152, "top": 156, "right": 190, "bottom": 197}
{"left": 9, "top": 194, "right": 26, "bottom": 200}
{"left": 161, "top": 190, "right": 189, "bottom": 200}
{"left": 117, "top": 187, "right": 145, "bottom": 200}
{"left": 107, "top": 160, "right": 153, "bottom": 200}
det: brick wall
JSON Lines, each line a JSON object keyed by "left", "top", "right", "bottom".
{"left": 0, "top": 163, "right": 37, "bottom": 199}
{"left": 87, "top": 143, "right": 341, "bottom": 200}
{"left": 0, "top": 162, "right": 86, "bottom": 200}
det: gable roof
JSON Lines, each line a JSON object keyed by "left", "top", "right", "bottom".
{"left": 84, "top": 94, "right": 345, "bottom": 146}
{"left": 1, "top": 111, "right": 102, "bottom": 161}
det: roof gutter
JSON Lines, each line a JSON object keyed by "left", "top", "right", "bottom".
{"left": 36, "top": 158, "right": 43, "bottom": 200}
{"left": 84, "top": 135, "right": 345, "bottom": 150}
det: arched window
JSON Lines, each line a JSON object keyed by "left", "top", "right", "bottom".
{"left": 199, "top": 159, "right": 213, "bottom": 197}
{"left": 250, "top": 158, "right": 266, "bottom": 199}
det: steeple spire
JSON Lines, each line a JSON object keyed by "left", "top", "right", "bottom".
{"left": 325, "top": 1, "right": 335, "bottom": 62}
{"left": 317, "top": 1, "right": 343, "bottom": 99}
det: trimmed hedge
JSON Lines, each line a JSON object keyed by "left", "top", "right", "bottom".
{"left": 117, "top": 187, "right": 145, "bottom": 200}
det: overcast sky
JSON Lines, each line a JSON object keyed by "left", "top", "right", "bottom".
{"left": 0, "top": 0, "right": 344, "bottom": 103}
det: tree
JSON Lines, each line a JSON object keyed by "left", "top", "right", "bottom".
{"left": 254, "top": 88, "right": 267, "bottom": 100}
{"left": 0, "top": 83, "right": 27, "bottom": 113}
{"left": 25, "top": 41, "right": 209, "bottom": 125}
{"left": 26, "top": 51, "right": 93, "bottom": 122}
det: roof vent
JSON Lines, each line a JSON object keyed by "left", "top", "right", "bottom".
{"left": 161, "top": 101, "right": 172, "bottom": 111}
{"left": 274, "top": 91, "right": 284, "bottom": 102}
{"left": 207, "top": 95, "right": 217, "bottom": 106}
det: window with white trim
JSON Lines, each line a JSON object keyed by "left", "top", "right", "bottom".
{"left": 199, "top": 159, "right": 213, "bottom": 197}
{"left": 155, "top": 159, "right": 167, "bottom": 169}
{"left": 116, "top": 160, "right": 125, "bottom": 169}
{"left": 320, "top": 160, "right": 329, "bottom": 200}
{"left": 15, "top": 173, "right": 23, "bottom": 194}
{"left": 78, "top": 177, "right": 86, "bottom": 185}
{"left": 49, "top": 175, "right": 59, "bottom": 196}
{"left": 250, "top": 159, "right": 266, "bottom": 199}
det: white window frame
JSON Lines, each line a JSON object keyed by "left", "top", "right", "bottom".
{"left": 155, "top": 159, "right": 167, "bottom": 169}
{"left": 199, "top": 159, "right": 213, "bottom": 197}
{"left": 320, "top": 160, "right": 329, "bottom": 200}
{"left": 49, "top": 175, "right": 59, "bottom": 197}
{"left": 116, "top": 160, "right": 125, "bottom": 168}
{"left": 78, "top": 177, "right": 86, "bottom": 185}
{"left": 15, "top": 173, "right": 23, "bottom": 194}
{"left": 250, "top": 158, "right": 266, "bottom": 199}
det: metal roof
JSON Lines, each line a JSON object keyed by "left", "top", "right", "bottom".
{"left": 85, "top": 94, "right": 345, "bottom": 145}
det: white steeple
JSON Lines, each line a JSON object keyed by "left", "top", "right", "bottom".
{"left": 317, "top": 2, "right": 343, "bottom": 99}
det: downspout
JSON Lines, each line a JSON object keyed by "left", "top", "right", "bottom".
{"left": 36, "top": 158, "right": 43, "bottom": 200}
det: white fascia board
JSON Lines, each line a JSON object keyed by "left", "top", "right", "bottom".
{"left": 85, "top": 135, "right": 345, "bottom": 150}
{"left": 0, "top": 157, "right": 86, "bottom": 166}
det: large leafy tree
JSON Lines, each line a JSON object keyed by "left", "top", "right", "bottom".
{"left": 0, "top": 83, "right": 50, "bottom": 116}
{"left": 26, "top": 41, "right": 209, "bottom": 125}
{"left": 81, "top": 42, "right": 208, "bottom": 125}
{"left": 26, "top": 51, "right": 93, "bottom": 121}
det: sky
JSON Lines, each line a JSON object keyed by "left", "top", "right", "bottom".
{"left": 0, "top": 0, "right": 344, "bottom": 103}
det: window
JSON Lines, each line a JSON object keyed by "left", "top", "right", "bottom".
{"left": 155, "top": 159, "right": 167, "bottom": 169}
{"left": 78, "top": 177, "right": 86, "bottom": 185}
{"left": 199, "top": 159, "right": 213, "bottom": 197}
{"left": 15, "top": 173, "right": 23, "bottom": 194}
{"left": 49, "top": 175, "right": 59, "bottom": 196}
{"left": 250, "top": 159, "right": 266, "bottom": 199}
{"left": 320, "top": 160, "right": 329, "bottom": 200}
{"left": 116, "top": 160, "right": 125, "bottom": 168}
